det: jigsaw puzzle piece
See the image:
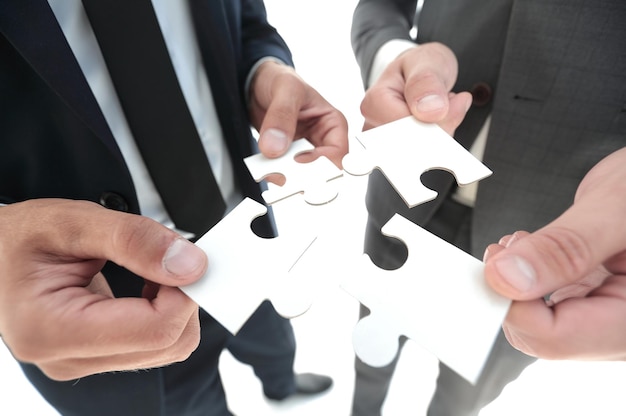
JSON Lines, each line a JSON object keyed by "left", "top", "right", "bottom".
{"left": 341, "top": 213, "right": 510, "bottom": 384}
{"left": 181, "top": 198, "right": 317, "bottom": 334}
{"left": 244, "top": 138, "right": 343, "bottom": 206}
{"left": 342, "top": 116, "right": 492, "bottom": 207}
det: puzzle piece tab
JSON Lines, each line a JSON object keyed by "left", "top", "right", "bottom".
{"left": 341, "top": 213, "right": 510, "bottom": 384}
{"left": 342, "top": 116, "right": 492, "bottom": 208}
{"left": 244, "top": 138, "right": 343, "bottom": 205}
{"left": 181, "top": 198, "right": 317, "bottom": 334}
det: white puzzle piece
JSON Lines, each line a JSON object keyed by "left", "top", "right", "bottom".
{"left": 342, "top": 116, "right": 492, "bottom": 208}
{"left": 341, "top": 213, "right": 510, "bottom": 384}
{"left": 244, "top": 138, "right": 343, "bottom": 205}
{"left": 181, "top": 198, "right": 317, "bottom": 334}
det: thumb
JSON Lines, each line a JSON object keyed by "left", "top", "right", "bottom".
{"left": 98, "top": 215, "right": 208, "bottom": 286}
{"left": 402, "top": 42, "right": 460, "bottom": 124}
{"left": 484, "top": 196, "right": 626, "bottom": 300}
{"left": 26, "top": 199, "right": 208, "bottom": 286}
{"left": 256, "top": 69, "right": 303, "bottom": 159}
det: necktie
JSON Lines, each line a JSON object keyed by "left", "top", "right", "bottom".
{"left": 81, "top": 0, "right": 226, "bottom": 237}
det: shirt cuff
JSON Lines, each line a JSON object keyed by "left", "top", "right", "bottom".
{"left": 245, "top": 56, "right": 287, "bottom": 102}
{"left": 368, "top": 39, "right": 416, "bottom": 88}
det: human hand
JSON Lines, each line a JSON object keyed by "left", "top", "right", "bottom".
{"left": 248, "top": 60, "right": 349, "bottom": 167}
{"left": 361, "top": 42, "right": 472, "bottom": 134}
{"left": 483, "top": 147, "right": 626, "bottom": 360}
{"left": 0, "top": 199, "right": 207, "bottom": 380}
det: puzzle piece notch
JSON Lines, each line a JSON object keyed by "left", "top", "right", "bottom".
{"left": 341, "top": 213, "right": 510, "bottom": 384}
{"left": 244, "top": 138, "right": 343, "bottom": 206}
{"left": 181, "top": 198, "right": 316, "bottom": 334}
{"left": 342, "top": 116, "right": 492, "bottom": 208}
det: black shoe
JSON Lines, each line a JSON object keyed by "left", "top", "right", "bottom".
{"left": 294, "top": 372, "right": 333, "bottom": 396}
{"left": 266, "top": 373, "right": 333, "bottom": 401}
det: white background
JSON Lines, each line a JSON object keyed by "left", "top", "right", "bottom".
{"left": 2, "top": 1, "right": 626, "bottom": 415}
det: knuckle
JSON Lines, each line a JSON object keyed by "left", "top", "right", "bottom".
{"left": 536, "top": 227, "right": 593, "bottom": 281}
{"left": 144, "top": 312, "right": 191, "bottom": 350}
{"left": 405, "top": 70, "right": 442, "bottom": 93}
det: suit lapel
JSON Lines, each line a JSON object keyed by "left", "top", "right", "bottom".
{"left": 0, "top": 0, "right": 123, "bottom": 162}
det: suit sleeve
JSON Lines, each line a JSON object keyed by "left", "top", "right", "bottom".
{"left": 351, "top": 0, "right": 417, "bottom": 86}
{"left": 239, "top": 0, "right": 293, "bottom": 87}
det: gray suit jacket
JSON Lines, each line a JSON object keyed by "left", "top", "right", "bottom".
{"left": 352, "top": 0, "right": 626, "bottom": 260}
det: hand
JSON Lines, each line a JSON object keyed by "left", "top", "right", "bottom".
{"left": 483, "top": 147, "right": 626, "bottom": 360}
{"left": 361, "top": 42, "right": 472, "bottom": 134}
{"left": 248, "top": 60, "right": 349, "bottom": 167}
{"left": 0, "top": 199, "right": 207, "bottom": 380}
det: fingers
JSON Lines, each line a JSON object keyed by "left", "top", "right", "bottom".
{"left": 8, "top": 284, "right": 200, "bottom": 380}
{"left": 503, "top": 276, "right": 626, "bottom": 360}
{"left": 0, "top": 199, "right": 205, "bottom": 379}
{"left": 360, "top": 76, "right": 413, "bottom": 128}
{"left": 485, "top": 202, "right": 626, "bottom": 301}
{"left": 484, "top": 150, "right": 626, "bottom": 300}
{"left": 37, "top": 289, "right": 200, "bottom": 380}
{"left": 256, "top": 71, "right": 303, "bottom": 158}
{"left": 437, "top": 92, "right": 473, "bottom": 136}
{"left": 251, "top": 60, "right": 349, "bottom": 167}
{"left": 360, "top": 42, "right": 468, "bottom": 134}
{"left": 401, "top": 43, "right": 458, "bottom": 121}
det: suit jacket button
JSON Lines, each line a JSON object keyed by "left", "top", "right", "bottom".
{"left": 99, "top": 192, "right": 129, "bottom": 212}
{"left": 470, "top": 82, "right": 493, "bottom": 107}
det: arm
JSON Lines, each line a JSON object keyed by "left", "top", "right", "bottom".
{"left": 484, "top": 147, "right": 626, "bottom": 360}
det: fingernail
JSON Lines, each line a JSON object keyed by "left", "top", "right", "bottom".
{"left": 163, "top": 238, "right": 206, "bottom": 277}
{"left": 482, "top": 247, "right": 490, "bottom": 262}
{"left": 260, "top": 128, "right": 289, "bottom": 153}
{"left": 416, "top": 94, "right": 445, "bottom": 113}
{"left": 493, "top": 255, "right": 536, "bottom": 293}
{"left": 505, "top": 233, "right": 518, "bottom": 247}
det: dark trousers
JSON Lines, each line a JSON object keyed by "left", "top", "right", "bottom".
{"left": 351, "top": 196, "right": 536, "bottom": 416}
{"left": 21, "top": 301, "right": 296, "bottom": 416}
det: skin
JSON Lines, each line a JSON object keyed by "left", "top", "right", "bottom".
{"left": 0, "top": 61, "right": 349, "bottom": 380}
{"left": 251, "top": 61, "right": 349, "bottom": 167}
{"left": 484, "top": 147, "right": 626, "bottom": 360}
{"left": 359, "top": 42, "right": 472, "bottom": 134}
{"left": 362, "top": 42, "right": 626, "bottom": 360}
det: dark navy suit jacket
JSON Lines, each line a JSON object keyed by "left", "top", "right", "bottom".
{"left": 0, "top": 0, "right": 292, "bottom": 295}
{"left": 0, "top": 3, "right": 296, "bottom": 414}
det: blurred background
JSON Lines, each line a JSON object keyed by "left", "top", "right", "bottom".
{"left": 2, "top": 1, "right": 626, "bottom": 414}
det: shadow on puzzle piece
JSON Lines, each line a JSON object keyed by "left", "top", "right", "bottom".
{"left": 244, "top": 138, "right": 343, "bottom": 206}
{"left": 181, "top": 198, "right": 317, "bottom": 334}
{"left": 341, "top": 213, "right": 510, "bottom": 384}
{"left": 342, "top": 116, "right": 492, "bottom": 208}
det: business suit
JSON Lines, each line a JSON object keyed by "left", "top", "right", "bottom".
{"left": 0, "top": 1, "right": 298, "bottom": 415}
{"left": 352, "top": 0, "right": 626, "bottom": 414}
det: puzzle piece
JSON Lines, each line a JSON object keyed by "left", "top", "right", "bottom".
{"left": 342, "top": 116, "right": 492, "bottom": 207}
{"left": 181, "top": 198, "right": 317, "bottom": 334}
{"left": 244, "top": 138, "right": 343, "bottom": 205}
{"left": 341, "top": 213, "right": 510, "bottom": 384}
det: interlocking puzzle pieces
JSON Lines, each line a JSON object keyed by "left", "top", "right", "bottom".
{"left": 341, "top": 213, "right": 510, "bottom": 384}
{"left": 181, "top": 198, "right": 317, "bottom": 334}
{"left": 244, "top": 138, "right": 343, "bottom": 206}
{"left": 342, "top": 116, "right": 492, "bottom": 208}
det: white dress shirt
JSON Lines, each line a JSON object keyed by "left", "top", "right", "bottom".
{"left": 48, "top": 0, "right": 238, "bottom": 236}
